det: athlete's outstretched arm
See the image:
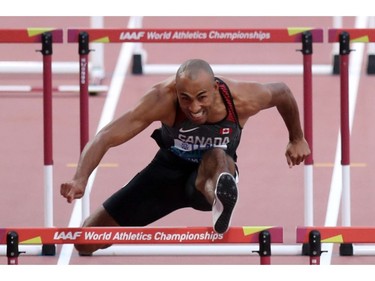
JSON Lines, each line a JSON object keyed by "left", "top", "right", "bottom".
{"left": 60, "top": 82, "right": 175, "bottom": 203}
{"left": 233, "top": 80, "right": 311, "bottom": 168}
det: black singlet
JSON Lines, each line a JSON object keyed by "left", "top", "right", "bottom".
{"left": 152, "top": 77, "right": 242, "bottom": 163}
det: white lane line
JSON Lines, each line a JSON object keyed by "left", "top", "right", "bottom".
{"left": 57, "top": 16, "right": 140, "bottom": 265}
{"left": 321, "top": 16, "right": 368, "bottom": 265}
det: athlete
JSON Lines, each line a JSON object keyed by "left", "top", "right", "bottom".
{"left": 60, "top": 58, "right": 311, "bottom": 255}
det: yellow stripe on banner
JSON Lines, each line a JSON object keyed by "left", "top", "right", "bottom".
{"left": 322, "top": 235, "right": 344, "bottom": 243}
{"left": 27, "top": 28, "right": 55, "bottom": 37}
{"left": 352, "top": 36, "right": 370, "bottom": 42}
{"left": 20, "top": 236, "right": 43, "bottom": 244}
{"left": 287, "top": 27, "right": 313, "bottom": 36}
{"left": 242, "top": 226, "right": 271, "bottom": 236}
{"left": 93, "top": 37, "right": 110, "bottom": 43}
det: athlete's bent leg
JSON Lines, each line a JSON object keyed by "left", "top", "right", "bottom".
{"left": 212, "top": 172, "right": 238, "bottom": 233}
{"left": 195, "top": 148, "right": 238, "bottom": 234}
{"left": 74, "top": 206, "right": 119, "bottom": 256}
{"left": 195, "top": 148, "right": 236, "bottom": 204}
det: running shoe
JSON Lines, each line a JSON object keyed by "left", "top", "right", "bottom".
{"left": 212, "top": 172, "right": 238, "bottom": 234}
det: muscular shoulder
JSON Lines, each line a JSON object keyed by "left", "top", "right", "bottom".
{"left": 217, "top": 76, "right": 272, "bottom": 121}
{"left": 217, "top": 75, "right": 269, "bottom": 96}
{"left": 142, "top": 76, "right": 177, "bottom": 125}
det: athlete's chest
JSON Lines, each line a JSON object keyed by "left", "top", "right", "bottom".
{"left": 166, "top": 120, "right": 236, "bottom": 142}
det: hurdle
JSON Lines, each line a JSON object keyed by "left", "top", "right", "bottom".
{"left": 66, "top": 28, "right": 323, "bottom": 240}
{"left": 0, "top": 28, "right": 65, "bottom": 256}
{"left": 128, "top": 19, "right": 331, "bottom": 76}
{"left": 0, "top": 20, "right": 108, "bottom": 95}
{"left": 0, "top": 226, "right": 283, "bottom": 265}
{"left": 0, "top": 17, "right": 106, "bottom": 80}
{"left": 297, "top": 226, "right": 375, "bottom": 264}
{"left": 328, "top": 28, "right": 375, "bottom": 256}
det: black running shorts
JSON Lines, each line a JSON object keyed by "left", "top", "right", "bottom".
{"left": 103, "top": 149, "right": 212, "bottom": 226}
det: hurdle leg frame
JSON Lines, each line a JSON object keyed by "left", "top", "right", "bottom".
{"left": 78, "top": 31, "right": 90, "bottom": 153}
{"left": 252, "top": 230, "right": 272, "bottom": 265}
{"left": 308, "top": 230, "right": 322, "bottom": 265}
{"left": 300, "top": 229, "right": 328, "bottom": 265}
{"left": 78, "top": 31, "right": 91, "bottom": 222}
{"left": 40, "top": 32, "right": 56, "bottom": 256}
{"left": 338, "top": 31, "right": 354, "bottom": 256}
{"left": 6, "top": 232, "right": 22, "bottom": 265}
{"left": 299, "top": 31, "right": 315, "bottom": 256}
{"left": 132, "top": 53, "right": 143, "bottom": 74}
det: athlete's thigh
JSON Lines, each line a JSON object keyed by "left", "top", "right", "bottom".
{"left": 103, "top": 149, "right": 195, "bottom": 226}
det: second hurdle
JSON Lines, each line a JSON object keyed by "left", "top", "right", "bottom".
{"left": 1, "top": 226, "right": 283, "bottom": 265}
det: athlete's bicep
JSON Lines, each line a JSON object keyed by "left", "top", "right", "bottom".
{"left": 246, "top": 82, "right": 291, "bottom": 111}
{"left": 98, "top": 89, "right": 171, "bottom": 147}
{"left": 235, "top": 82, "right": 273, "bottom": 117}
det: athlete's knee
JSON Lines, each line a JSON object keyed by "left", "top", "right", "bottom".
{"left": 74, "top": 206, "right": 119, "bottom": 255}
{"left": 201, "top": 148, "right": 236, "bottom": 175}
{"left": 74, "top": 242, "right": 111, "bottom": 256}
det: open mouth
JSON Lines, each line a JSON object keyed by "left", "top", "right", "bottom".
{"left": 189, "top": 110, "right": 205, "bottom": 122}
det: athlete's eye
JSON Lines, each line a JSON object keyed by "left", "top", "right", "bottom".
{"left": 179, "top": 94, "right": 191, "bottom": 102}
{"left": 197, "top": 94, "right": 208, "bottom": 102}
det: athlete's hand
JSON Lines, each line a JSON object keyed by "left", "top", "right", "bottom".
{"left": 285, "top": 138, "right": 311, "bottom": 168}
{"left": 60, "top": 179, "right": 87, "bottom": 203}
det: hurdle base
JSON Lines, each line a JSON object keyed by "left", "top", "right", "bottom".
{"left": 42, "top": 244, "right": 56, "bottom": 256}
{"left": 339, "top": 243, "right": 353, "bottom": 256}
{"left": 366, "top": 54, "right": 375, "bottom": 74}
{"left": 132, "top": 54, "right": 143, "bottom": 75}
{"left": 332, "top": 54, "right": 340, "bottom": 75}
{"left": 301, "top": 243, "right": 310, "bottom": 256}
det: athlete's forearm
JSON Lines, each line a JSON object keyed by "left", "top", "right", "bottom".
{"left": 72, "top": 134, "right": 109, "bottom": 183}
{"left": 274, "top": 83, "right": 304, "bottom": 142}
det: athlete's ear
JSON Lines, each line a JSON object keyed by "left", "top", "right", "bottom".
{"left": 213, "top": 80, "right": 219, "bottom": 91}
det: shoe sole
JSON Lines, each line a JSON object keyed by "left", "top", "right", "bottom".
{"left": 212, "top": 172, "right": 238, "bottom": 234}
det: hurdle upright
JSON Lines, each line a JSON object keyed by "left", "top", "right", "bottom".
{"left": 328, "top": 28, "right": 375, "bottom": 256}
{"left": 0, "top": 28, "right": 64, "bottom": 256}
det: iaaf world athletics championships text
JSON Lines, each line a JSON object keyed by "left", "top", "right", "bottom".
{"left": 119, "top": 30, "right": 271, "bottom": 41}
{"left": 85, "top": 231, "right": 224, "bottom": 242}
{"left": 53, "top": 230, "right": 225, "bottom": 242}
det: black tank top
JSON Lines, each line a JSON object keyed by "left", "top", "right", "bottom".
{"left": 151, "top": 77, "right": 242, "bottom": 163}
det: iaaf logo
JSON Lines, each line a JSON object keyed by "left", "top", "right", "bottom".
{"left": 119, "top": 31, "right": 146, "bottom": 40}
{"left": 119, "top": 31, "right": 173, "bottom": 41}
{"left": 54, "top": 231, "right": 82, "bottom": 240}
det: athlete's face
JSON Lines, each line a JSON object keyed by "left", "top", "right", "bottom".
{"left": 175, "top": 71, "right": 217, "bottom": 125}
